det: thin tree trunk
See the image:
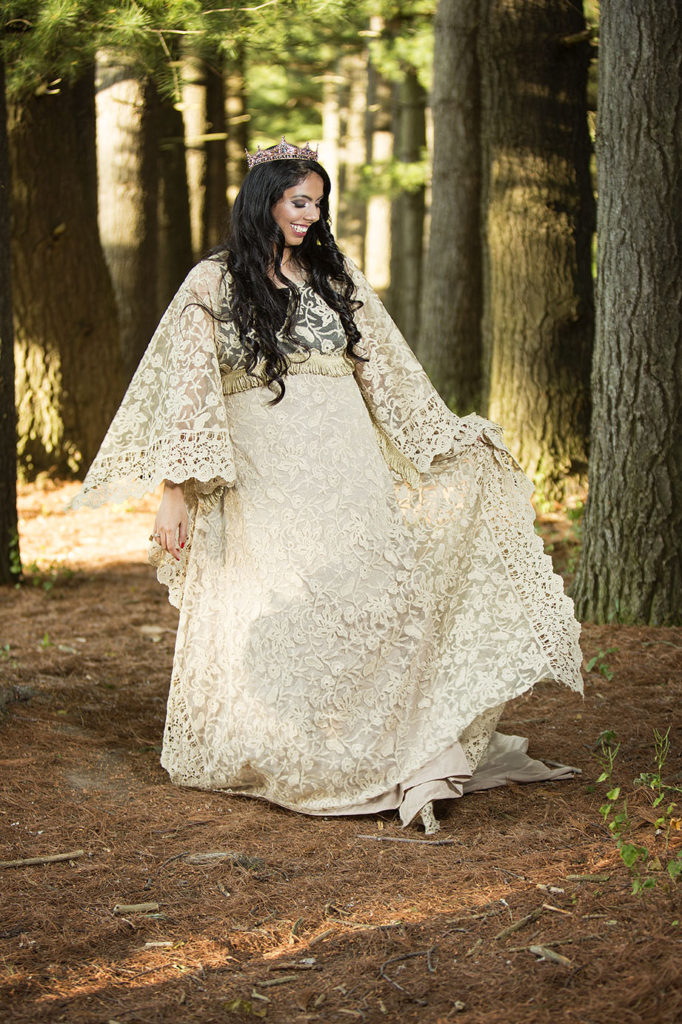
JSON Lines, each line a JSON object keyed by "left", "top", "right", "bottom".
{"left": 321, "top": 68, "right": 342, "bottom": 232}
{"left": 0, "top": 59, "right": 19, "bottom": 582}
{"left": 573, "top": 1, "right": 682, "bottom": 625}
{"left": 364, "top": 18, "right": 392, "bottom": 297}
{"left": 225, "top": 48, "right": 248, "bottom": 208}
{"left": 96, "top": 53, "right": 160, "bottom": 378}
{"left": 388, "top": 70, "right": 426, "bottom": 347}
{"left": 203, "top": 56, "right": 228, "bottom": 250}
{"left": 157, "top": 97, "right": 194, "bottom": 313}
{"left": 9, "top": 72, "right": 125, "bottom": 479}
{"left": 419, "top": 0, "right": 482, "bottom": 413}
{"left": 337, "top": 51, "right": 367, "bottom": 268}
{"left": 183, "top": 55, "right": 206, "bottom": 258}
{"left": 183, "top": 55, "right": 227, "bottom": 258}
{"left": 479, "top": 0, "right": 594, "bottom": 502}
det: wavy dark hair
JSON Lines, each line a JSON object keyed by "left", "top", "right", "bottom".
{"left": 206, "top": 156, "right": 364, "bottom": 403}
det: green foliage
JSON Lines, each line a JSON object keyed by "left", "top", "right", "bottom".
{"left": 368, "top": 0, "right": 435, "bottom": 89}
{"left": 1, "top": 1, "right": 248, "bottom": 99}
{"left": 595, "top": 729, "right": 682, "bottom": 896}
{"left": 8, "top": 530, "right": 21, "bottom": 578}
{"left": 585, "top": 646, "right": 617, "bottom": 681}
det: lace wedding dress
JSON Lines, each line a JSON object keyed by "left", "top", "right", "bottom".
{"left": 71, "top": 259, "right": 583, "bottom": 825}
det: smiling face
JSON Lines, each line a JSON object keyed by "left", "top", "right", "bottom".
{"left": 271, "top": 172, "right": 324, "bottom": 248}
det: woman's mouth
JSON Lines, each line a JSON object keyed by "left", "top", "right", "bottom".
{"left": 291, "top": 224, "right": 308, "bottom": 236}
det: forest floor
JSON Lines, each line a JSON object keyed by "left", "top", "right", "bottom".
{"left": 0, "top": 480, "right": 680, "bottom": 1024}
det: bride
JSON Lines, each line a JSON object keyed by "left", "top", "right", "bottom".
{"left": 71, "top": 138, "right": 582, "bottom": 833}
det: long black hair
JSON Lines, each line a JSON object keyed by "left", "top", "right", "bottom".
{"left": 209, "top": 156, "right": 364, "bottom": 403}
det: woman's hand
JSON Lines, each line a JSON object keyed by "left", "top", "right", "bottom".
{"left": 152, "top": 481, "right": 188, "bottom": 561}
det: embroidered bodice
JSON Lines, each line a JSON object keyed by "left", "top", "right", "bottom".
{"left": 215, "top": 283, "right": 349, "bottom": 373}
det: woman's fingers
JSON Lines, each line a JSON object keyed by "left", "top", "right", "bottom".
{"left": 153, "top": 521, "right": 184, "bottom": 561}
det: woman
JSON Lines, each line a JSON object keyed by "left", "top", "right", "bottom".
{"left": 72, "top": 139, "right": 582, "bottom": 833}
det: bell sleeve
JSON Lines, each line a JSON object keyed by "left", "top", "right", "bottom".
{"left": 347, "top": 258, "right": 513, "bottom": 487}
{"left": 69, "top": 261, "right": 236, "bottom": 510}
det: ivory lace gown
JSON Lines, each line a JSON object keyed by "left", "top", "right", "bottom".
{"left": 72, "top": 259, "right": 582, "bottom": 825}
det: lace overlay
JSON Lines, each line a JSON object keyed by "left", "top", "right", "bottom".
{"left": 70, "top": 258, "right": 583, "bottom": 820}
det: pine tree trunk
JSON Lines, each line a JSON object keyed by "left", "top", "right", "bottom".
{"left": 388, "top": 70, "right": 426, "bottom": 347}
{"left": 9, "top": 72, "right": 125, "bottom": 479}
{"left": 479, "top": 0, "right": 594, "bottom": 502}
{"left": 337, "top": 51, "right": 367, "bottom": 268}
{"left": 183, "top": 56, "right": 228, "bottom": 258}
{"left": 203, "top": 58, "right": 228, "bottom": 250}
{"left": 573, "top": 1, "right": 682, "bottom": 625}
{"left": 157, "top": 98, "right": 193, "bottom": 313}
{"left": 0, "top": 59, "right": 19, "bottom": 582}
{"left": 225, "top": 49, "right": 248, "bottom": 208}
{"left": 96, "top": 54, "right": 160, "bottom": 377}
{"left": 364, "top": 20, "right": 392, "bottom": 297}
{"left": 419, "top": 0, "right": 482, "bottom": 413}
{"left": 321, "top": 68, "right": 342, "bottom": 231}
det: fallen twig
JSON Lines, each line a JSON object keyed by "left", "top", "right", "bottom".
{"left": 0, "top": 849, "right": 84, "bottom": 869}
{"left": 494, "top": 906, "right": 544, "bottom": 941}
{"left": 255, "top": 974, "right": 299, "bottom": 988}
{"left": 357, "top": 834, "right": 455, "bottom": 846}
{"left": 541, "top": 903, "right": 572, "bottom": 916}
{"left": 508, "top": 934, "right": 600, "bottom": 953}
{"left": 113, "top": 902, "right": 160, "bottom": 914}
{"left": 379, "top": 950, "right": 432, "bottom": 1005}
{"left": 529, "top": 944, "right": 572, "bottom": 967}
{"left": 565, "top": 873, "right": 610, "bottom": 882}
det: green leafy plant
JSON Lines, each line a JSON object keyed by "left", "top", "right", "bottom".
{"left": 595, "top": 729, "right": 682, "bottom": 895}
{"left": 585, "top": 647, "right": 618, "bottom": 681}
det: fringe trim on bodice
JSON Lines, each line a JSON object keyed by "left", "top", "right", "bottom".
{"left": 220, "top": 351, "right": 357, "bottom": 395}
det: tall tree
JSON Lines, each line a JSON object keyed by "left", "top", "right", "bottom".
{"left": 479, "top": 0, "right": 594, "bottom": 502}
{"left": 0, "top": 58, "right": 19, "bottom": 583}
{"left": 364, "top": 20, "right": 393, "bottom": 297}
{"left": 388, "top": 68, "right": 427, "bottom": 345}
{"left": 418, "top": 0, "right": 482, "bottom": 413}
{"left": 157, "top": 95, "right": 194, "bottom": 312}
{"left": 9, "top": 72, "right": 126, "bottom": 478}
{"left": 96, "top": 53, "right": 160, "bottom": 378}
{"left": 337, "top": 50, "right": 368, "bottom": 267}
{"left": 573, "top": 1, "right": 682, "bottom": 625}
{"left": 225, "top": 45, "right": 249, "bottom": 207}
{"left": 183, "top": 53, "right": 228, "bottom": 259}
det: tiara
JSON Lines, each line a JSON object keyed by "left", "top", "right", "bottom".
{"left": 245, "top": 136, "right": 319, "bottom": 170}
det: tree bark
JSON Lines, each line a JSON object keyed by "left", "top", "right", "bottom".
{"left": 573, "top": 1, "right": 682, "bottom": 625}
{"left": 337, "top": 51, "right": 367, "bottom": 268}
{"left": 9, "top": 71, "right": 125, "bottom": 480}
{"left": 479, "top": 0, "right": 594, "bottom": 502}
{"left": 0, "top": 59, "right": 19, "bottom": 582}
{"left": 183, "top": 55, "right": 228, "bottom": 259}
{"left": 419, "top": 0, "right": 482, "bottom": 413}
{"left": 388, "top": 69, "right": 427, "bottom": 348}
{"left": 225, "top": 48, "right": 249, "bottom": 208}
{"left": 321, "top": 68, "right": 342, "bottom": 232}
{"left": 364, "top": 19, "right": 392, "bottom": 298}
{"left": 157, "top": 97, "right": 194, "bottom": 313}
{"left": 96, "top": 53, "right": 160, "bottom": 378}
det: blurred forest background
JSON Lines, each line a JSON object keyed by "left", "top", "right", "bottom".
{"left": 0, "top": 0, "right": 680, "bottom": 626}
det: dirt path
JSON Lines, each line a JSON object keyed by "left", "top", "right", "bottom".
{"left": 0, "top": 481, "right": 680, "bottom": 1023}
